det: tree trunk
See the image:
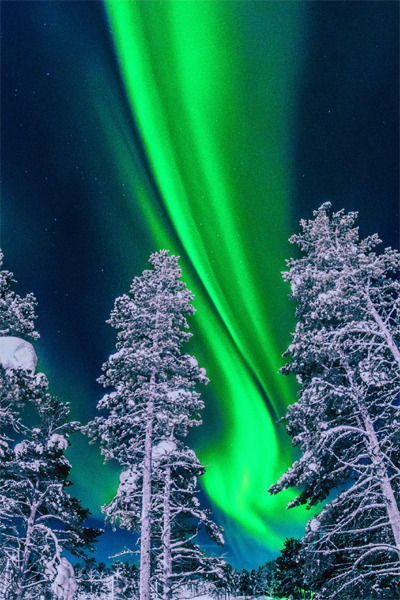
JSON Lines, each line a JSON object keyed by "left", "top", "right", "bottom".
{"left": 1, "top": 559, "right": 11, "bottom": 599}
{"left": 367, "top": 300, "right": 400, "bottom": 371}
{"left": 15, "top": 496, "right": 38, "bottom": 600}
{"left": 358, "top": 295, "right": 400, "bottom": 549}
{"left": 363, "top": 410, "right": 400, "bottom": 550}
{"left": 140, "top": 390, "right": 154, "bottom": 600}
{"left": 163, "top": 463, "right": 172, "bottom": 600}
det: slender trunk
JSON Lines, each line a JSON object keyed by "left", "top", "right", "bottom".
{"left": 352, "top": 295, "right": 400, "bottom": 547}
{"left": 163, "top": 463, "right": 172, "bottom": 600}
{"left": 15, "top": 495, "right": 38, "bottom": 600}
{"left": 140, "top": 302, "right": 163, "bottom": 600}
{"left": 367, "top": 300, "right": 400, "bottom": 371}
{"left": 1, "top": 559, "right": 10, "bottom": 599}
{"left": 140, "top": 376, "right": 155, "bottom": 600}
{"left": 363, "top": 411, "right": 400, "bottom": 550}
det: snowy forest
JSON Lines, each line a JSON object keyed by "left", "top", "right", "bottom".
{"left": 1, "top": 204, "right": 400, "bottom": 600}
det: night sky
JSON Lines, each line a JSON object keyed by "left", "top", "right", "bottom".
{"left": 1, "top": 1, "right": 398, "bottom": 569}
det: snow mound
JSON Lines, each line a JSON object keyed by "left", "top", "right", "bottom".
{"left": 47, "top": 434, "right": 68, "bottom": 451}
{"left": 309, "top": 517, "right": 320, "bottom": 532}
{"left": 117, "top": 468, "right": 139, "bottom": 495}
{"left": 50, "top": 558, "right": 77, "bottom": 600}
{"left": 0, "top": 336, "right": 37, "bottom": 374}
{"left": 187, "top": 355, "right": 198, "bottom": 368}
{"left": 167, "top": 388, "right": 189, "bottom": 401}
{"left": 198, "top": 367, "right": 208, "bottom": 382}
{"left": 14, "top": 441, "right": 28, "bottom": 458}
{"left": 152, "top": 440, "right": 177, "bottom": 460}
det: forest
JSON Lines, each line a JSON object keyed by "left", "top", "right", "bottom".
{"left": 1, "top": 205, "right": 399, "bottom": 599}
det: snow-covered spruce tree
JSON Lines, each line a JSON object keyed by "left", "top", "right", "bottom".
{"left": 0, "top": 251, "right": 39, "bottom": 342}
{"left": 149, "top": 441, "right": 225, "bottom": 599}
{"left": 0, "top": 250, "right": 39, "bottom": 462}
{"left": 271, "top": 538, "right": 311, "bottom": 600}
{"left": 253, "top": 560, "right": 277, "bottom": 598}
{"left": 89, "top": 250, "right": 223, "bottom": 600}
{"left": 111, "top": 440, "right": 225, "bottom": 599}
{"left": 74, "top": 559, "right": 112, "bottom": 600}
{"left": 2, "top": 388, "right": 100, "bottom": 600}
{"left": 0, "top": 251, "right": 99, "bottom": 600}
{"left": 269, "top": 204, "right": 400, "bottom": 598}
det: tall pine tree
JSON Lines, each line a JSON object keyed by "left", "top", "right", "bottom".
{"left": 0, "top": 250, "right": 39, "bottom": 460}
{"left": 145, "top": 440, "right": 225, "bottom": 599}
{"left": 270, "top": 205, "right": 400, "bottom": 598}
{"left": 89, "top": 250, "right": 224, "bottom": 600}
{"left": 0, "top": 251, "right": 99, "bottom": 600}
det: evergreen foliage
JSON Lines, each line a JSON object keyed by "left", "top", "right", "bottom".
{"left": 0, "top": 251, "right": 100, "bottom": 600}
{"left": 0, "top": 252, "right": 39, "bottom": 459}
{"left": 74, "top": 559, "right": 139, "bottom": 600}
{"left": 88, "top": 250, "right": 224, "bottom": 600}
{"left": 149, "top": 441, "right": 226, "bottom": 597}
{"left": 272, "top": 538, "right": 311, "bottom": 600}
{"left": 0, "top": 251, "right": 39, "bottom": 341}
{"left": 270, "top": 204, "right": 400, "bottom": 598}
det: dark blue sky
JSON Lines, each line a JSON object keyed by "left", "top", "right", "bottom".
{"left": 1, "top": 1, "right": 398, "bottom": 569}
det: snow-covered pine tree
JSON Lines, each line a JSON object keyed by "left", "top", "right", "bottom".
{"left": 0, "top": 251, "right": 100, "bottom": 600}
{"left": 74, "top": 559, "right": 139, "bottom": 600}
{"left": 271, "top": 538, "right": 311, "bottom": 600}
{"left": 0, "top": 250, "right": 40, "bottom": 599}
{"left": 269, "top": 204, "right": 400, "bottom": 598}
{"left": 253, "top": 560, "right": 277, "bottom": 598}
{"left": 74, "top": 559, "right": 111, "bottom": 600}
{"left": 89, "top": 250, "right": 223, "bottom": 600}
{"left": 4, "top": 389, "right": 101, "bottom": 600}
{"left": 149, "top": 441, "right": 225, "bottom": 599}
{"left": 103, "top": 441, "right": 225, "bottom": 600}
{"left": 0, "top": 251, "right": 39, "bottom": 342}
{"left": 0, "top": 250, "right": 39, "bottom": 461}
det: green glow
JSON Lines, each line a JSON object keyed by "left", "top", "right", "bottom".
{"left": 103, "top": 0, "right": 307, "bottom": 548}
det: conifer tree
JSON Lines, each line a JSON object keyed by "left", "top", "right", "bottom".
{"left": 270, "top": 204, "right": 400, "bottom": 598}
{"left": 0, "top": 250, "right": 39, "bottom": 460}
{"left": 0, "top": 251, "right": 39, "bottom": 342}
{"left": 89, "top": 250, "right": 223, "bottom": 600}
{"left": 0, "top": 250, "right": 99, "bottom": 600}
{"left": 3, "top": 389, "right": 100, "bottom": 600}
{"left": 253, "top": 560, "right": 277, "bottom": 598}
{"left": 272, "top": 538, "right": 311, "bottom": 600}
{"left": 147, "top": 441, "right": 225, "bottom": 598}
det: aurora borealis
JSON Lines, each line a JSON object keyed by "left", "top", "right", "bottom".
{"left": 1, "top": 1, "right": 398, "bottom": 568}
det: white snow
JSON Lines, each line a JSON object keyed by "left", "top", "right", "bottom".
{"left": 47, "top": 434, "right": 68, "bottom": 451}
{"left": 50, "top": 558, "right": 77, "bottom": 600}
{"left": 0, "top": 439, "right": 8, "bottom": 458}
{"left": 291, "top": 276, "right": 302, "bottom": 294}
{"left": 14, "top": 441, "right": 27, "bottom": 458}
{"left": 179, "top": 596, "right": 215, "bottom": 600}
{"left": 0, "top": 336, "right": 37, "bottom": 374}
{"left": 30, "top": 460, "right": 42, "bottom": 472}
{"left": 167, "top": 389, "right": 188, "bottom": 401}
{"left": 187, "top": 355, "right": 198, "bottom": 368}
{"left": 117, "top": 468, "right": 139, "bottom": 494}
{"left": 309, "top": 517, "right": 320, "bottom": 532}
{"left": 152, "top": 440, "right": 177, "bottom": 460}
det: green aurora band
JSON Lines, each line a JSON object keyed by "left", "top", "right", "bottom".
{"left": 1, "top": 0, "right": 397, "bottom": 566}
{"left": 102, "top": 1, "right": 308, "bottom": 550}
